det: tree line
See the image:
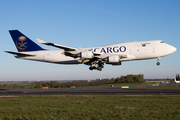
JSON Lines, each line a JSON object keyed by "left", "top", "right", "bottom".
{"left": 34, "top": 74, "right": 145, "bottom": 88}
{"left": 0, "top": 74, "right": 145, "bottom": 89}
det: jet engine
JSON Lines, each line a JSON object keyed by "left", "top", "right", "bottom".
{"left": 103, "top": 55, "right": 121, "bottom": 65}
{"left": 81, "top": 51, "right": 94, "bottom": 59}
{"left": 108, "top": 55, "right": 120, "bottom": 63}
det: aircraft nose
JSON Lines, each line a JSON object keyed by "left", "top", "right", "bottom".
{"left": 172, "top": 46, "right": 177, "bottom": 53}
{"left": 169, "top": 45, "right": 177, "bottom": 54}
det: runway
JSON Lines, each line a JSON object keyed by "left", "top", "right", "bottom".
{"left": 0, "top": 87, "right": 180, "bottom": 95}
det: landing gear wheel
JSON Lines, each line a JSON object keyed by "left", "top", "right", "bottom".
{"left": 89, "top": 67, "right": 97, "bottom": 70}
{"left": 89, "top": 67, "right": 93, "bottom": 70}
{"left": 97, "top": 67, "right": 102, "bottom": 71}
{"left": 157, "top": 57, "right": 161, "bottom": 66}
{"left": 156, "top": 62, "right": 160, "bottom": 66}
{"left": 98, "top": 63, "right": 104, "bottom": 69}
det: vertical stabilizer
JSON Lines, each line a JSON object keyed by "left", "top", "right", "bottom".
{"left": 9, "top": 30, "right": 44, "bottom": 52}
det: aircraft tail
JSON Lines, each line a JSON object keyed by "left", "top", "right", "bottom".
{"left": 9, "top": 30, "right": 44, "bottom": 52}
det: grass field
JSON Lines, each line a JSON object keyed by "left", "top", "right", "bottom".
{"left": 0, "top": 95, "right": 180, "bottom": 120}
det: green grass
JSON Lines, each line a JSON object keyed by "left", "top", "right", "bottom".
{"left": 0, "top": 95, "right": 180, "bottom": 120}
{"left": 11, "top": 83, "right": 34, "bottom": 87}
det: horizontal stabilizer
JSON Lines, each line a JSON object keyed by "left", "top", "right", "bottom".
{"left": 5, "top": 51, "right": 35, "bottom": 56}
{"left": 36, "top": 38, "right": 77, "bottom": 51}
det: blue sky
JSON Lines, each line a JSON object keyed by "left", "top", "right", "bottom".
{"left": 0, "top": 0, "right": 180, "bottom": 81}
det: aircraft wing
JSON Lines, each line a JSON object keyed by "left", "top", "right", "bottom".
{"left": 36, "top": 38, "right": 77, "bottom": 51}
{"left": 36, "top": 38, "right": 129, "bottom": 65}
{"left": 5, "top": 51, "right": 35, "bottom": 56}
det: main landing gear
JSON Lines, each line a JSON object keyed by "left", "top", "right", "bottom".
{"left": 89, "top": 62, "right": 104, "bottom": 71}
{"left": 156, "top": 57, "right": 160, "bottom": 66}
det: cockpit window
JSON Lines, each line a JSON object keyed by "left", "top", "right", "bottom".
{"left": 161, "top": 41, "right": 165, "bottom": 43}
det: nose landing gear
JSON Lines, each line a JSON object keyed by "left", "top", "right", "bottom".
{"left": 157, "top": 62, "right": 160, "bottom": 66}
{"left": 156, "top": 57, "right": 161, "bottom": 66}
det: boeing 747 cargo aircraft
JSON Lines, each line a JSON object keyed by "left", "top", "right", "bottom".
{"left": 5, "top": 30, "right": 177, "bottom": 71}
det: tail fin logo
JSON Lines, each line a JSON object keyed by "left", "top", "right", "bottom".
{"left": 16, "top": 36, "right": 28, "bottom": 51}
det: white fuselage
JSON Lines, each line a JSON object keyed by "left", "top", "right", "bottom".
{"left": 174, "top": 78, "right": 180, "bottom": 84}
{"left": 16, "top": 40, "right": 177, "bottom": 65}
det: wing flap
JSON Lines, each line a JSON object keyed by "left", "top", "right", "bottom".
{"left": 36, "top": 38, "right": 77, "bottom": 51}
{"left": 120, "top": 54, "right": 127, "bottom": 58}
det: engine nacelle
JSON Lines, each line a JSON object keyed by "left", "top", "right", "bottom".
{"left": 103, "top": 55, "right": 121, "bottom": 65}
{"left": 108, "top": 55, "right": 120, "bottom": 63}
{"left": 81, "top": 51, "right": 94, "bottom": 59}
{"left": 106, "top": 62, "right": 122, "bottom": 65}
